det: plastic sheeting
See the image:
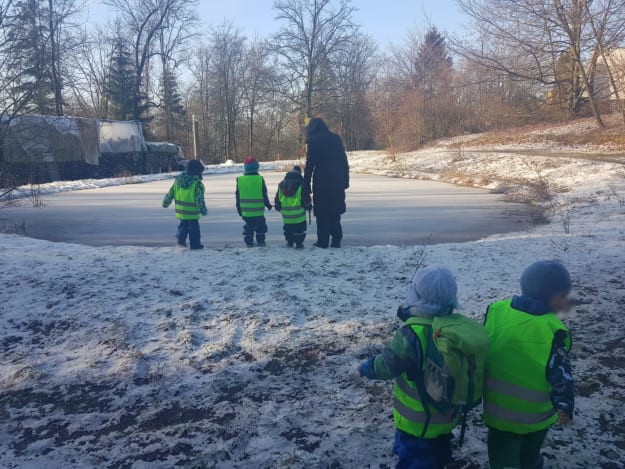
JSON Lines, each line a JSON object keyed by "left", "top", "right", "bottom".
{"left": 99, "top": 120, "right": 146, "bottom": 154}
{"left": 1, "top": 115, "right": 100, "bottom": 165}
{"left": 0, "top": 116, "right": 150, "bottom": 166}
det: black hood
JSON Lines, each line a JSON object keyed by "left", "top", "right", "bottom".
{"left": 306, "top": 118, "right": 329, "bottom": 138}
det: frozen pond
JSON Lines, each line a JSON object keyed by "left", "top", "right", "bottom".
{"left": 2, "top": 173, "right": 530, "bottom": 247}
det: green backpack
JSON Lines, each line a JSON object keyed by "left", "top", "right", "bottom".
{"left": 407, "top": 314, "right": 489, "bottom": 441}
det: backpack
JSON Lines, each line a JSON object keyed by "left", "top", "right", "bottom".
{"left": 407, "top": 314, "right": 489, "bottom": 441}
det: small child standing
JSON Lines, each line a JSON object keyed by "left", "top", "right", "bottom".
{"left": 162, "top": 159, "right": 207, "bottom": 250}
{"left": 484, "top": 260, "right": 574, "bottom": 469}
{"left": 236, "top": 157, "right": 272, "bottom": 247}
{"left": 358, "top": 266, "right": 475, "bottom": 469}
{"left": 274, "top": 166, "right": 311, "bottom": 249}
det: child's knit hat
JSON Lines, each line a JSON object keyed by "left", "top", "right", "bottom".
{"left": 521, "top": 261, "right": 571, "bottom": 302}
{"left": 244, "top": 156, "right": 260, "bottom": 174}
{"left": 292, "top": 165, "right": 302, "bottom": 174}
{"left": 405, "top": 266, "right": 458, "bottom": 317}
{"left": 187, "top": 159, "right": 205, "bottom": 177}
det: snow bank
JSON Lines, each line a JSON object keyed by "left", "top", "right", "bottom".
{"left": 1, "top": 148, "right": 624, "bottom": 467}
{"left": 4, "top": 160, "right": 299, "bottom": 200}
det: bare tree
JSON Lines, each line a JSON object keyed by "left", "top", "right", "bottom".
{"left": 155, "top": 0, "right": 198, "bottom": 140}
{"left": 242, "top": 38, "right": 277, "bottom": 155}
{"left": 69, "top": 25, "right": 115, "bottom": 117}
{"left": 207, "top": 22, "right": 246, "bottom": 162}
{"left": 333, "top": 32, "right": 376, "bottom": 149}
{"left": 104, "top": 0, "right": 184, "bottom": 121}
{"left": 453, "top": 0, "right": 622, "bottom": 127}
{"left": 585, "top": 0, "right": 625, "bottom": 125}
{"left": 273, "top": 0, "right": 357, "bottom": 118}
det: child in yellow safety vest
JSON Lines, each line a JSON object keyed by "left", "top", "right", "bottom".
{"left": 162, "top": 160, "right": 207, "bottom": 250}
{"left": 358, "top": 266, "right": 461, "bottom": 469}
{"left": 484, "top": 260, "right": 574, "bottom": 469}
{"left": 236, "top": 157, "right": 272, "bottom": 247}
{"left": 274, "top": 166, "right": 312, "bottom": 249}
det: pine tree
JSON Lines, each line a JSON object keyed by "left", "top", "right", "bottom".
{"left": 415, "top": 27, "right": 453, "bottom": 98}
{"left": 414, "top": 27, "right": 456, "bottom": 141}
{"left": 104, "top": 36, "right": 136, "bottom": 121}
{"left": 159, "top": 64, "right": 186, "bottom": 140}
{"left": 8, "top": 0, "right": 55, "bottom": 114}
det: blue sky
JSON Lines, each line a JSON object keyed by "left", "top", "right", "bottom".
{"left": 87, "top": 0, "right": 469, "bottom": 47}
{"left": 198, "top": 0, "right": 468, "bottom": 45}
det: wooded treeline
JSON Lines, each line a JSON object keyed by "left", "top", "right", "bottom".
{"left": 1, "top": 0, "right": 624, "bottom": 163}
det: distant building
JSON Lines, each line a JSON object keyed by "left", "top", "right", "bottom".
{"left": 592, "top": 48, "right": 625, "bottom": 102}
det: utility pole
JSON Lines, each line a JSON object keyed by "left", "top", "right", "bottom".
{"left": 192, "top": 115, "right": 200, "bottom": 160}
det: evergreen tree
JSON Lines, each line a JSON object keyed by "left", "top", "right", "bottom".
{"left": 8, "top": 0, "right": 55, "bottom": 114}
{"left": 104, "top": 35, "right": 136, "bottom": 121}
{"left": 158, "top": 64, "right": 186, "bottom": 140}
{"left": 415, "top": 27, "right": 453, "bottom": 98}
{"left": 415, "top": 27, "right": 456, "bottom": 141}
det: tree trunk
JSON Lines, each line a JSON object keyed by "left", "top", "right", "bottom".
{"left": 47, "top": 0, "right": 63, "bottom": 116}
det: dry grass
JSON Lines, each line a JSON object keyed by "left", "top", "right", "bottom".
{"left": 450, "top": 114, "right": 625, "bottom": 150}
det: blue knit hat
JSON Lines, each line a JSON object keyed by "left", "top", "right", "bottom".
{"left": 521, "top": 261, "right": 572, "bottom": 302}
{"left": 244, "top": 156, "right": 259, "bottom": 174}
{"left": 405, "top": 266, "right": 458, "bottom": 316}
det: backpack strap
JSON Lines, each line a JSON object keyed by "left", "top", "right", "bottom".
{"left": 403, "top": 316, "right": 435, "bottom": 439}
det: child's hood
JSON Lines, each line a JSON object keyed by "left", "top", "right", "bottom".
{"left": 176, "top": 172, "right": 200, "bottom": 189}
{"left": 279, "top": 172, "right": 303, "bottom": 197}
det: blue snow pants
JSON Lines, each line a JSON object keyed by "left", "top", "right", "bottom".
{"left": 394, "top": 430, "right": 453, "bottom": 469}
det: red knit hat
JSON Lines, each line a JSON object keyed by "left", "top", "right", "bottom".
{"left": 243, "top": 156, "right": 260, "bottom": 174}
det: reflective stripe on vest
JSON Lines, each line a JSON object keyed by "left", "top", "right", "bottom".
{"left": 174, "top": 180, "right": 200, "bottom": 220}
{"left": 483, "top": 300, "right": 570, "bottom": 434}
{"left": 278, "top": 186, "right": 306, "bottom": 224}
{"left": 237, "top": 175, "right": 265, "bottom": 218}
{"left": 393, "top": 323, "right": 457, "bottom": 439}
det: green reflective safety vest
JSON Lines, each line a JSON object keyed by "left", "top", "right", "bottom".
{"left": 393, "top": 318, "right": 458, "bottom": 439}
{"left": 174, "top": 180, "right": 201, "bottom": 220}
{"left": 278, "top": 186, "right": 306, "bottom": 224}
{"left": 483, "top": 299, "right": 571, "bottom": 434}
{"left": 237, "top": 175, "right": 265, "bottom": 218}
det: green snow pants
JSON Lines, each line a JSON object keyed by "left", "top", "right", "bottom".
{"left": 487, "top": 428, "right": 548, "bottom": 469}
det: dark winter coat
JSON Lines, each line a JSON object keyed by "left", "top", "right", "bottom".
{"left": 303, "top": 118, "right": 350, "bottom": 217}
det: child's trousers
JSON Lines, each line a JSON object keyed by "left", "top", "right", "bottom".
{"left": 242, "top": 216, "right": 267, "bottom": 246}
{"left": 283, "top": 222, "right": 306, "bottom": 246}
{"left": 177, "top": 220, "right": 202, "bottom": 249}
{"left": 488, "top": 427, "right": 547, "bottom": 469}
{"left": 393, "top": 430, "right": 452, "bottom": 469}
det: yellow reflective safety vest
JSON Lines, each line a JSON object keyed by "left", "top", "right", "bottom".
{"left": 174, "top": 180, "right": 201, "bottom": 220}
{"left": 483, "top": 299, "right": 571, "bottom": 434}
{"left": 393, "top": 318, "right": 458, "bottom": 439}
{"left": 237, "top": 175, "right": 265, "bottom": 218}
{"left": 278, "top": 186, "right": 306, "bottom": 225}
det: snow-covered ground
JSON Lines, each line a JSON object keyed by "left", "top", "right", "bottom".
{"left": 1, "top": 141, "right": 625, "bottom": 468}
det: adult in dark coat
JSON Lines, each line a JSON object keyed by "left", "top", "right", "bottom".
{"left": 303, "top": 118, "right": 350, "bottom": 248}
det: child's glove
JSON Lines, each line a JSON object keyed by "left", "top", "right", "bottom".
{"left": 267, "top": 205, "right": 273, "bottom": 211}
{"left": 201, "top": 208, "right": 208, "bottom": 216}
{"left": 358, "top": 358, "right": 376, "bottom": 379}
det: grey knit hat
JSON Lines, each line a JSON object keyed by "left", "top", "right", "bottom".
{"left": 405, "top": 266, "right": 458, "bottom": 316}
